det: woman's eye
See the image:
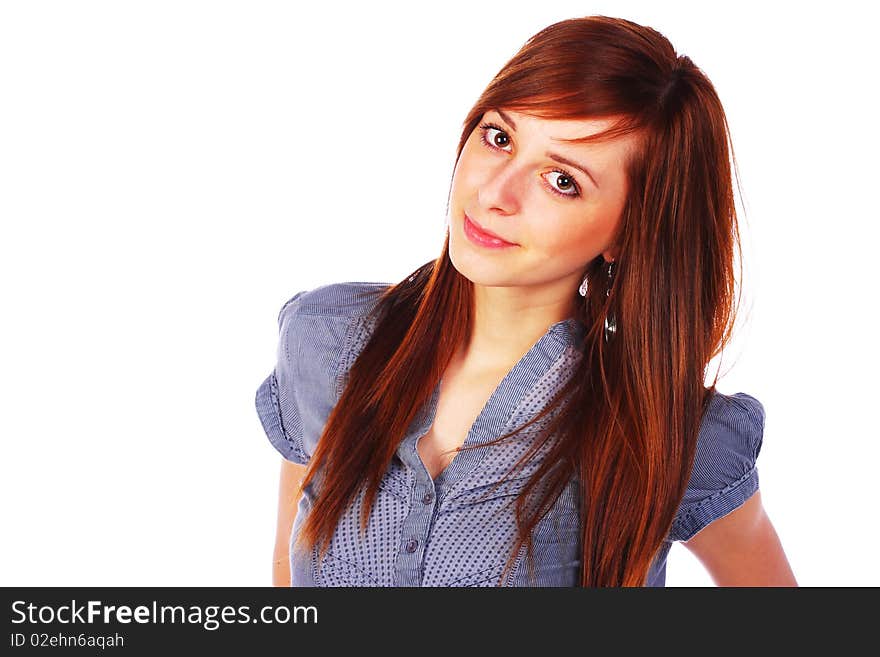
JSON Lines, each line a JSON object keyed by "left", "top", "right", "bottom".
{"left": 482, "top": 125, "right": 511, "bottom": 150}
{"left": 545, "top": 171, "right": 580, "bottom": 197}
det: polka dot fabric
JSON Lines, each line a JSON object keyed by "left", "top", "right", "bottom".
{"left": 255, "top": 282, "right": 766, "bottom": 586}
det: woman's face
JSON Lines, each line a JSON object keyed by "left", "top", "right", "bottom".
{"left": 447, "top": 108, "right": 639, "bottom": 296}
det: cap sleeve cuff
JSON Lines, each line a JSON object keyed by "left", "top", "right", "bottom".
{"left": 255, "top": 372, "right": 310, "bottom": 465}
{"left": 669, "top": 465, "right": 759, "bottom": 542}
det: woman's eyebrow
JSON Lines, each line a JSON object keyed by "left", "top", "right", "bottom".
{"left": 496, "top": 108, "right": 518, "bottom": 130}
{"left": 493, "top": 108, "right": 600, "bottom": 189}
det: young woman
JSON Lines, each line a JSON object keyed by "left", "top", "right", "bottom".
{"left": 256, "top": 15, "right": 797, "bottom": 587}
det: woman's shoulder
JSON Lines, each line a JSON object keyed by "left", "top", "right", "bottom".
{"left": 668, "top": 389, "right": 766, "bottom": 542}
{"left": 273, "top": 281, "right": 392, "bottom": 398}
{"left": 278, "top": 280, "right": 391, "bottom": 323}
{"left": 695, "top": 390, "right": 766, "bottom": 481}
{"left": 257, "top": 281, "right": 390, "bottom": 465}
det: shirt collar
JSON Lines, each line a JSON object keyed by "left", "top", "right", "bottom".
{"left": 548, "top": 317, "right": 587, "bottom": 350}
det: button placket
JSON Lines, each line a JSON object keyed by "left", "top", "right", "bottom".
{"left": 391, "top": 439, "right": 436, "bottom": 585}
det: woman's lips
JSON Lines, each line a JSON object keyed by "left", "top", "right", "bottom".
{"left": 463, "top": 213, "right": 518, "bottom": 249}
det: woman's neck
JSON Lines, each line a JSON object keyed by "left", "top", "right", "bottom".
{"left": 459, "top": 284, "right": 576, "bottom": 373}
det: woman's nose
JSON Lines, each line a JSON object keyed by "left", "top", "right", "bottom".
{"left": 477, "top": 160, "right": 526, "bottom": 215}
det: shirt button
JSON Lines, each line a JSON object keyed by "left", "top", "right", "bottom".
{"left": 422, "top": 492, "right": 434, "bottom": 505}
{"left": 404, "top": 538, "right": 419, "bottom": 553}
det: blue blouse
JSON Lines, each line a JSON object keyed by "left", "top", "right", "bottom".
{"left": 255, "top": 281, "right": 766, "bottom": 587}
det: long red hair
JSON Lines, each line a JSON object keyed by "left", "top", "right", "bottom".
{"left": 294, "top": 15, "right": 745, "bottom": 586}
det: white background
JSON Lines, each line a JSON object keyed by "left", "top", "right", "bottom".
{"left": 1, "top": 0, "right": 876, "bottom": 586}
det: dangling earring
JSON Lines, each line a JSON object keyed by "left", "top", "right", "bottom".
{"left": 578, "top": 273, "right": 589, "bottom": 297}
{"left": 604, "top": 260, "right": 617, "bottom": 343}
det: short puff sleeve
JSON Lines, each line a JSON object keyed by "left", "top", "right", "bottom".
{"left": 255, "top": 291, "right": 311, "bottom": 465}
{"left": 668, "top": 392, "right": 766, "bottom": 542}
